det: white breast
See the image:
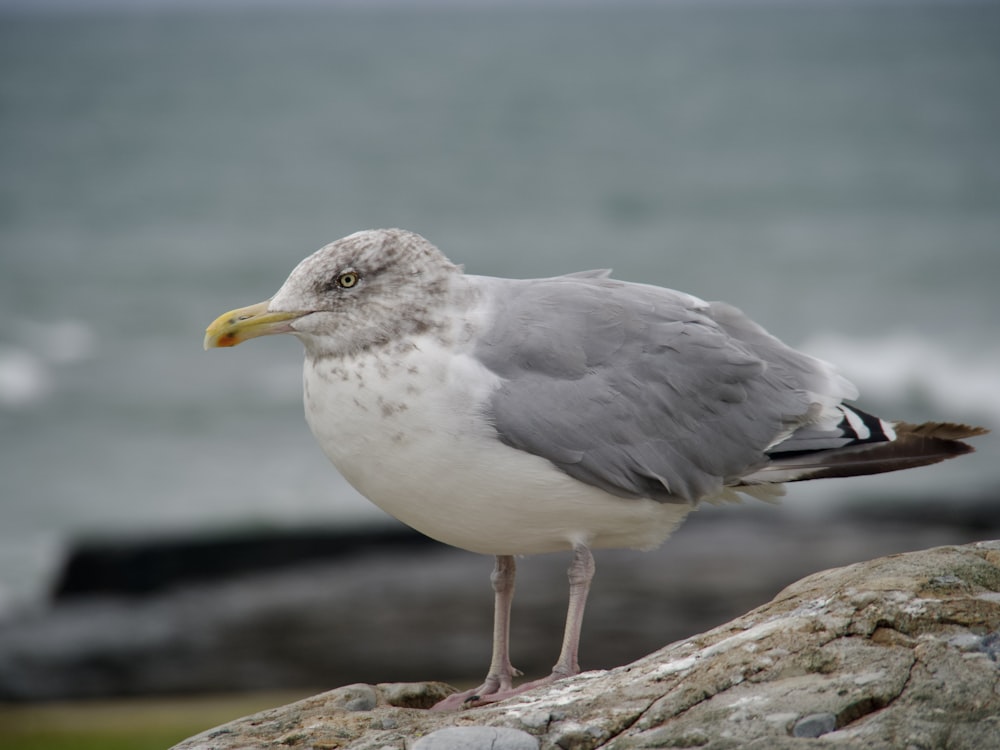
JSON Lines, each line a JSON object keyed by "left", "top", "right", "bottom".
{"left": 302, "top": 334, "right": 691, "bottom": 556}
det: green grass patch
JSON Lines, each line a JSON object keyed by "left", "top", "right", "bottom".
{"left": 0, "top": 691, "right": 315, "bottom": 750}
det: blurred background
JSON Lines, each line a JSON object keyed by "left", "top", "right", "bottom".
{"left": 1, "top": 0, "right": 999, "bottom": 745}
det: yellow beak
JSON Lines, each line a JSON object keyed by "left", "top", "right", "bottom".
{"left": 203, "top": 300, "right": 304, "bottom": 350}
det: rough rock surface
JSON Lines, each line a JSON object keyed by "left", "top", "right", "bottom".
{"left": 171, "top": 541, "right": 1000, "bottom": 750}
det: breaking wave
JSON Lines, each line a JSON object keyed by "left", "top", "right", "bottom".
{"left": 0, "top": 319, "right": 96, "bottom": 409}
{"left": 801, "top": 332, "right": 1000, "bottom": 425}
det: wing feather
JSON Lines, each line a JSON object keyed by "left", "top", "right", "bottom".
{"left": 474, "top": 275, "right": 839, "bottom": 503}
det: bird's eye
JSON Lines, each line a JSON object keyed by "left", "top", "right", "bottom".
{"left": 336, "top": 271, "right": 360, "bottom": 289}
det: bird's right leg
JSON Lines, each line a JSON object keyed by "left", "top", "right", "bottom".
{"left": 431, "top": 554, "right": 521, "bottom": 710}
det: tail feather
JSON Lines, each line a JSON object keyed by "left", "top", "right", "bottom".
{"left": 892, "top": 421, "right": 989, "bottom": 441}
{"left": 741, "top": 419, "right": 988, "bottom": 486}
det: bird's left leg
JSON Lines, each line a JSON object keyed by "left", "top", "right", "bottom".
{"left": 517, "top": 542, "right": 595, "bottom": 686}
{"left": 546, "top": 542, "right": 595, "bottom": 680}
{"left": 431, "top": 554, "right": 521, "bottom": 710}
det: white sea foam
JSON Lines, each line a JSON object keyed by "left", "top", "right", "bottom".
{"left": 0, "top": 319, "right": 97, "bottom": 410}
{"left": 14, "top": 319, "right": 97, "bottom": 365}
{"left": 0, "top": 346, "right": 52, "bottom": 408}
{"left": 801, "top": 332, "right": 1000, "bottom": 424}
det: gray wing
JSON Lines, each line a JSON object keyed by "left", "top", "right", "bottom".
{"left": 474, "top": 275, "right": 853, "bottom": 504}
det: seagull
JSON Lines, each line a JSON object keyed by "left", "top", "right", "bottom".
{"left": 204, "top": 228, "right": 986, "bottom": 709}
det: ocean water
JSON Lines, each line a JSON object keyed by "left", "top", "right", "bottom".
{"left": 1, "top": 1, "right": 999, "bottom": 613}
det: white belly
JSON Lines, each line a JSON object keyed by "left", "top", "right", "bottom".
{"left": 302, "top": 339, "right": 692, "bottom": 556}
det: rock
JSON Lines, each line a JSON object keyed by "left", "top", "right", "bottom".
{"left": 378, "top": 681, "right": 457, "bottom": 709}
{"left": 412, "top": 727, "right": 539, "bottom": 749}
{"left": 328, "top": 683, "right": 379, "bottom": 712}
{"left": 52, "top": 525, "right": 431, "bottom": 599}
{"left": 793, "top": 712, "right": 838, "bottom": 738}
{"left": 170, "top": 541, "right": 1000, "bottom": 750}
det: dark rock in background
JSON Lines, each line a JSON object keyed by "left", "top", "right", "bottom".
{"left": 52, "top": 526, "right": 431, "bottom": 599}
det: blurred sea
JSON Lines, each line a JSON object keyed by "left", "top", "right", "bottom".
{"left": 1, "top": 0, "right": 998, "bottom": 615}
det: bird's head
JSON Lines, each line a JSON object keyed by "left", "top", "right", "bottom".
{"left": 204, "top": 228, "right": 460, "bottom": 358}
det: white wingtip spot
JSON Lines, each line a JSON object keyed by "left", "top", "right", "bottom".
{"left": 882, "top": 419, "right": 897, "bottom": 441}
{"left": 842, "top": 406, "right": 871, "bottom": 440}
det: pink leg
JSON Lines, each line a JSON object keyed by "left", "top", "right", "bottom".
{"left": 431, "top": 555, "right": 521, "bottom": 710}
{"left": 547, "top": 543, "right": 595, "bottom": 679}
{"left": 433, "top": 545, "right": 596, "bottom": 710}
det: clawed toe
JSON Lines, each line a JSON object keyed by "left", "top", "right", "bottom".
{"left": 431, "top": 685, "right": 496, "bottom": 711}
{"left": 430, "top": 673, "right": 507, "bottom": 711}
{"left": 430, "top": 671, "right": 570, "bottom": 710}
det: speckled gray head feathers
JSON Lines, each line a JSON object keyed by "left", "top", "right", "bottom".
{"left": 268, "top": 229, "right": 462, "bottom": 358}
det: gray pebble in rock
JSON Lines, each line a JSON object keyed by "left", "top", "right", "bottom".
{"left": 976, "top": 630, "right": 1000, "bottom": 661}
{"left": 329, "top": 683, "right": 378, "bottom": 712}
{"left": 518, "top": 710, "right": 552, "bottom": 730}
{"left": 411, "top": 726, "right": 539, "bottom": 750}
{"left": 793, "top": 712, "right": 838, "bottom": 738}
